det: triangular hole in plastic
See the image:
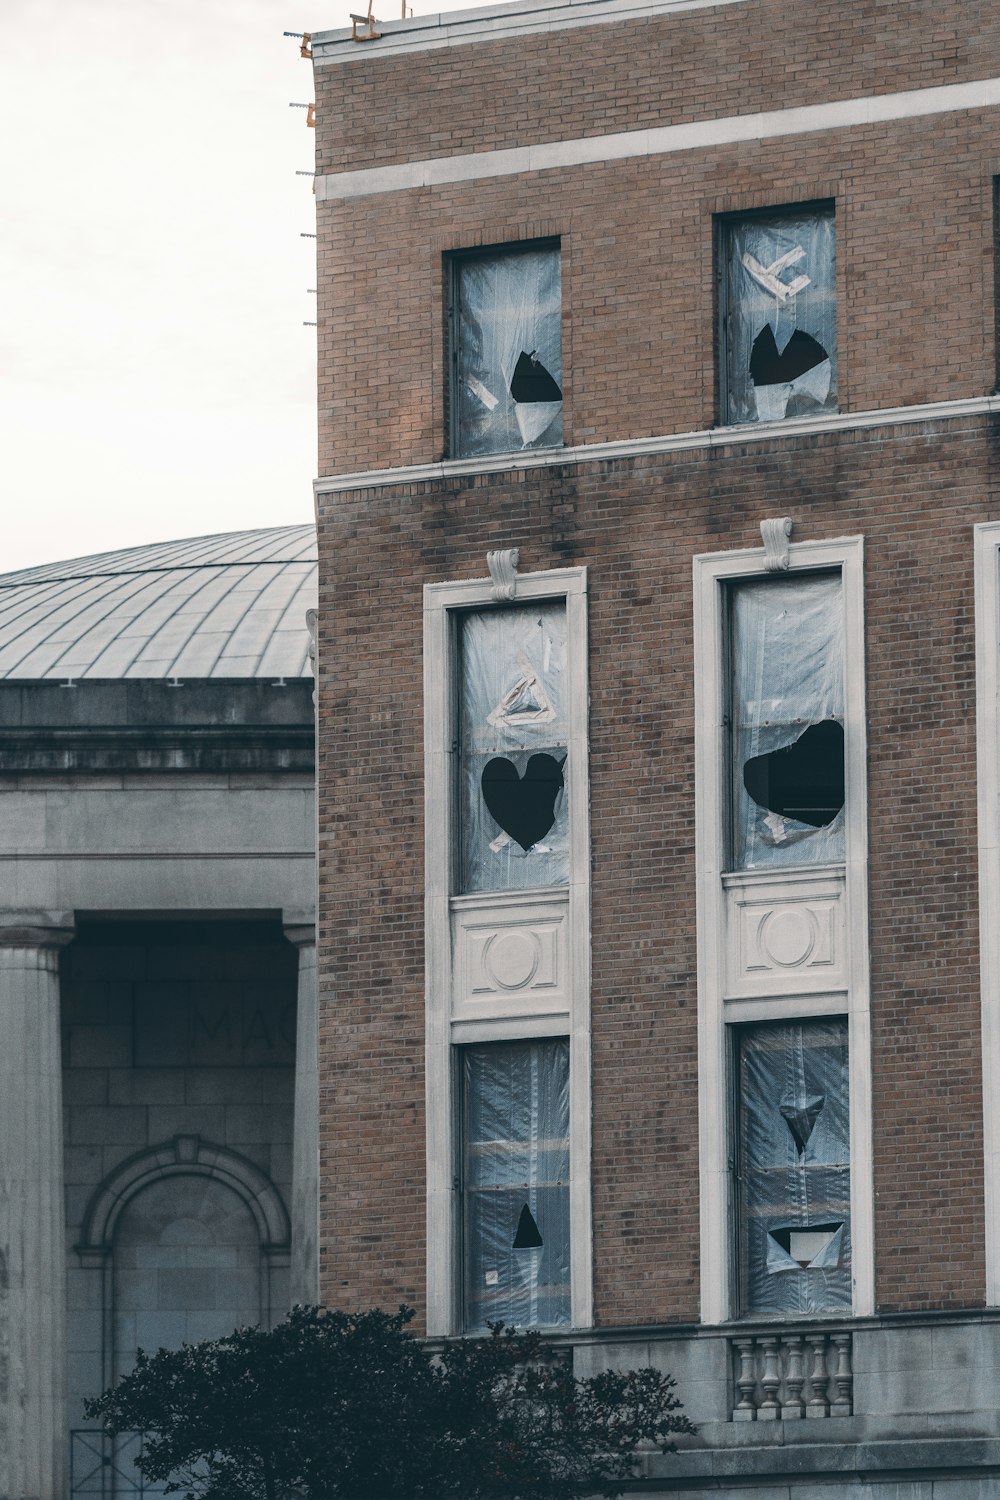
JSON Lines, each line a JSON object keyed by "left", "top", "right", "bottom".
{"left": 512, "top": 1203, "right": 543, "bottom": 1249}
{"left": 779, "top": 1094, "right": 825, "bottom": 1155}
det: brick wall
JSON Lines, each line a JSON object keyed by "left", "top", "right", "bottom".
{"left": 312, "top": 0, "right": 1000, "bottom": 477}
{"left": 315, "top": 126, "right": 998, "bottom": 476}
{"left": 313, "top": 1, "right": 1000, "bottom": 176}
{"left": 316, "top": 415, "right": 1000, "bottom": 1326}
{"left": 312, "top": 0, "right": 1000, "bottom": 1329}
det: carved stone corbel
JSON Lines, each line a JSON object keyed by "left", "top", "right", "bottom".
{"left": 760, "top": 517, "right": 793, "bottom": 572}
{"left": 487, "top": 548, "right": 519, "bottom": 602}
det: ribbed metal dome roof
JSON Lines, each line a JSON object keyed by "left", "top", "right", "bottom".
{"left": 0, "top": 526, "right": 317, "bottom": 680}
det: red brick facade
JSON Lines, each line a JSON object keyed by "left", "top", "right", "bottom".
{"left": 312, "top": 0, "right": 1000, "bottom": 1333}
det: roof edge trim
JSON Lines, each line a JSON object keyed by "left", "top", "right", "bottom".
{"left": 311, "top": 0, "right": 747, "bottom": 63}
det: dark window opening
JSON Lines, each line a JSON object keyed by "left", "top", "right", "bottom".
{"left": 742, "top": 719, "right": 845, "bottom": 829}
{"left": 462, "top": 1039, "right": 570, "bottom": 1331}
{"left": 737, "top": 1019, "right": 851, "bottom": 1316}
{"left": 510, "top": 350, "right": 562, "bottom": 404}
{"left": 449, "top": 242, "right": 563, "bottom": 459}
{"left": 719, "top": 203, "right": 836, "bottom": 426}
{"left": 728, "top": 573, "right": 845, "bottom": 869}
{"left": 458, "top": 604, "right": 569, "bottom": 893}
{"left": 481, "top": 752, "right": 566, "bottom": 852}
{"left": 512, "top": 1204, "right": 544, "bottom": 1249}
{"left": 767, "top": 1222, "right": 845, "bottom": 1271}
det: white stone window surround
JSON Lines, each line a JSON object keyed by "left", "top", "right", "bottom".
{"left": 693, "top": 535, "right": 874, "bottom": 1324}
{"left": 423, "top": 565, "right": 592, "bottom": 1336}
{"left": 974, "top": 522, "right": 1000, "bottom": 1304}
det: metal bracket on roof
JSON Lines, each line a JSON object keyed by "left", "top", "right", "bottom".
{"left": 351, "top": 1, "right": 381, "bottom": 40}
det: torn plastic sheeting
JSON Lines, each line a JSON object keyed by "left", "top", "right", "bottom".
{"left": 747, "top": 326, "right": 832, "bottom": 423}
{"left": 455, "top": 247, "right": 563, "bottom": 457}
{"left": 766, "top": 1222, "right": 845, "bottom": 1273}
{"left": 463, "top": 1040, "right": 570, "bottom": 1332}
{"left": 459, "top": 604, "right": 569, "bottom": 894}
{"left": 726, "top": 209, "right": 836, "bottom": 425}
{"left": 741, "top": 246, "right": 810, "bottom": 303}
{"left": 730, "top": 575, "right": 845, "bottom": 870}
{"left": 487, "top": 651, "right": 556, "bottom": 729}
{"left": 740, "top": 1020, "right": 851, "bottom": 1316}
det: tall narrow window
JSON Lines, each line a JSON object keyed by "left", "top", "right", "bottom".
{"left": 729, "top": 574, "right": 845, "bottom": 870}
{"left": 738, "top": 1019, "right": 851, "bottom": 1317}
{"left": 720, "top": 204, "right": 836, "bottom": 426}
{"left": 462, "top": 1039, "right": 570, "bottom": 1332}
{"left": 458, "top": 603, "right": 568, "bottom": 893}
{"left": 450, "top": 243, "right": 563, "bottom": 458}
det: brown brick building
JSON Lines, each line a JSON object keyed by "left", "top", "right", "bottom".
{"left": 311, "top": 1, "right": 1000, "bottom": 1491}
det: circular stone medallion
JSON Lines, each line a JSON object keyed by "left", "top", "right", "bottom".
{"left": 484, "top": 930, "right": 541, "bottom": 990}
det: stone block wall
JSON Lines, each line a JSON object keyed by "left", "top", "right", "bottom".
{"left": 61, "top": 918, "right": 296, "bottom": 1431}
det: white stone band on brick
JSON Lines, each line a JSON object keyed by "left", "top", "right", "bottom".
{"left": 315, "top": 394, "right": 1000, "bottom": 496}
{"left": 315, "top": 76, "right": 1000, "bottom": 202}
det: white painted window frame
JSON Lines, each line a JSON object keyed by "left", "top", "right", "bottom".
{"left": 693, "top": 535, "right": 874, "bottom": 1323}
{"left": 975, "top": 522, "right": 1000, "bottom": 1304}
{"left": 423, "top": 565, "right": 592, "bottom": 1335}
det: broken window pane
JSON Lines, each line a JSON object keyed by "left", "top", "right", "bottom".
{"left": 453, "top": 245, "right": 563, "bottom": 458}
{"left": 462, "top": 1039, "right": 570, "bottom": 1332}
{"left": 723, "top": 206, "right": 836, "bottom": 425}
{"left": 730, "top": 574, "right": 845, "bottom": 870}
{"left": 739, "top": 1019, "right": 851, "bottom": 1317}
{"left": 458, "top": 603, "right": 568, "bottom": 894}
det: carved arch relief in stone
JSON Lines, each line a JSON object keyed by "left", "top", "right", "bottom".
{"left": 76, "top": 1136, "right": 290, "bottom": 1389}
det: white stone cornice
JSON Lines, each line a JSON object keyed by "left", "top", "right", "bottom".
{"left": 315, "top": 76, "right": 1000, "bottom": 201}
{"left": 315, "top": 394, "right": 1000, "bottom": 496}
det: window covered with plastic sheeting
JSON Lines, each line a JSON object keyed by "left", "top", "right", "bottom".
{"left": 462, "top": 1040, "right": 570, "bottom": 1332}
{"left": 730, "top": 574, "right": 845, "bottom": 870}
{"left": 452, "top": 244, "right": 563, "bottom": 458}
{"left": 722, "top": 205, "right": 836, "bottom": 426}
{"left": 738, "top": 1019, "right": 851, "bottom": 1317}
{"left": 458, "top": 603, "right": 568, "bottom": 894}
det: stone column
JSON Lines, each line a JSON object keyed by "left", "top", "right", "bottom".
{"left": 285, "top": 922, "right": 319, "bottom": 1305}
{"left": 0, "top": 915, "right": 74, "bottom": 1500}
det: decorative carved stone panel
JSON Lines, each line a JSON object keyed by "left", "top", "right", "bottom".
{"left": 725, "top": 871, "right": 846, "bottom": 999}
{"left": 451, "top": 893, "right": 568, "bottom": 1022}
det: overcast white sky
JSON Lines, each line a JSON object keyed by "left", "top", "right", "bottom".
{"left": 1, "top": 0, "right": 502, "bottom": 574}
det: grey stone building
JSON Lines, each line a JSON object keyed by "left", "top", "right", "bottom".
{"left": 0, "top": 525, "right": 318, "bottom": 1499}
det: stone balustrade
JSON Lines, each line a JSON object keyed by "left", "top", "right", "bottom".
{"left": 730, "top": 1329, "right": 853, "bottom": 1421}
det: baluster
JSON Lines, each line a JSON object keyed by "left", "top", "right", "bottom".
{"left": 732, "top": 1337, "right": 758, "bottom": 1421}
{"left": 830, "top": 1332, "right": 853, "bottom": 1417}
{"left": 781, "top": 1334, "right": 805, "bottom": 1419}
{"left": 806, "top": 1333, "right": 830, "bottom": 1418}
{"left": 758, "top": 1336, "right": 781, "bottom": 1419}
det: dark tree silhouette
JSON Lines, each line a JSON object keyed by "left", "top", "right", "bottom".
{"left": 84, "top": 1305, "right": 695, "bottom": 1500}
